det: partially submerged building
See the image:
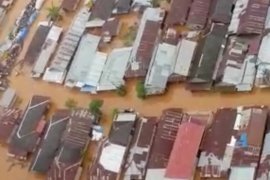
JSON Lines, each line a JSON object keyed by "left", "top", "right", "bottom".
{"left": 43, "top": 8, "right": 90, "bottom": 84}
{"left": 165, "top": 122, "right": 204, "bottom": 180}
{"left": 187, "top": 23, "right": 227, "bottom": 91}
{"left": 89, "top": 110, "right": 137, "bottom": 180}
{"left": 101, "top": 17, "right": 121, "bottom": 43}
{"left": 65, "top": 34, "right": 102, "bottom": 93}
{"left": 61, "top": 0, "right": 81, "bottom": 11}
{"left": 47, "top": 109, "right": 94, "bottom": 180}
{"left": 144, "top": 43, "right": 177, "bottom": 95}
{"left": 0, "top": 88, "right": 16, "bottom": 108}
{"left": 113, "top": 0, "right": 132, "bottom": 14}
{"left": 165, "top": 0, "right": 192, "bottom": 27}
{"left": 145, "top": 108, "right": 183, "bottom": 180}
{"left": 123, "top": 117, "right": 157, "bottom": 180}
{"left": 125, "top": 8, "right": 165, "bottom": 78}
{"left": 97, "top": 47, "right": 132, "bottom": 91}
{"left": 211, "top": 0, "right": 234, "bottom": 24}
{"left": 8, "top": 95, "right": 50, "bottom": 160}
{"left": 91, "top": 0, "right": 115, "bottom": 20}
{"left": 187, "top": 0, "right": 212, "bottom": 30}
{"left": 24, "top": 24, "right": 50, "bottom": 64}
{"left": 0, "top": 108, "right": 21, "bottom": 144}
{"left": 228, "top": 0, "right": 270, "bottom": 34}
{"left": 32, "top": 25, "right": 63, "bottom": 78}
{"left": 30, "top": 110, "right": 70, "bottom": 173}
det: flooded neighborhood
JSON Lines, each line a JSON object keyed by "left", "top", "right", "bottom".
{"left": 1, "top": 0, "right": 270, "bottom": 180}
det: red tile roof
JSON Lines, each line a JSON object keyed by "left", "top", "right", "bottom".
{"left": 165, "top": 0, "right": 192, "bottom": 26}
{"left": 165, "top": 122, "right": 204, "bottom": 179}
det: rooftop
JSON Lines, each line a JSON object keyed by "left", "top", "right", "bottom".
{"left": 113, "top": 0, "right": 132, "bottom": 14}
{"left": 211, "top": 0, "right": 234, "bottom": 24}
{"left": 61, "top": 0, "right": 81, "bottom": 11}
{"left": 91, "top": 0, "right": 115, "bottom": 20}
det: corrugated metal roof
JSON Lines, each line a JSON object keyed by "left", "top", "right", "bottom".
{"left": 61, "top": 0, "right": 81, "bottom": 11}
{"left": 211, "top": 0, "right": 234, "bottom": 24}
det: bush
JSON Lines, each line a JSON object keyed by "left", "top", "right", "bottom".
{"left": 89, "top": 99, "right": 104, "bottom": 116}
{"left": 123, "top": 26, "right": 137, "bottom": 46}
{"left": 65, "top": 98, "right": 77, "bottom": 109}
{"left": 116, "top": 85, "right": 127, "bottom": 97}
{"left": 136, "top": 81, "right": 146, "bottom": 99}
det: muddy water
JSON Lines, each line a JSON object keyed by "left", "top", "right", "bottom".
{"left": 1, "top": 0, "right": 270, "bottom": 180}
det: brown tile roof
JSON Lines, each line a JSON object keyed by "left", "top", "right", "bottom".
{"left": 165, "top": 122, "right": 204, "bottom": 179}
{"left": 125, "top": 20, "right": 160, "bottom": 78}
{"left": 146, "top": 109, "right": 183, "bottom": 173}
{"left": 237, "top": 0, "right": 270, "bottom": 34}
{"left": 24, "top": 25, "right": 50, "bottom": 64}
{"left": 187, "top": 0, "right": 212, "bottom": 29}
{"left": 165, "top": 0, "right": 192, "bottom": 26}
{"left": 8, "top": 95, "right": 50, "bottom": 159}
{"left": 61, "top": 0, "right": 81, "bottom": 11}
{"left": 123, "top": 117, "right": 157, "bottom": 180}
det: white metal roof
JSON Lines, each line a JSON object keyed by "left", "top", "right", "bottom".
{"left": 0, "top": 88, "right": 16, "bottom": 108}
{"left": 97, "top": 47, "right": 132, "bottom": 91}
{"left": 258, "top": 34, "right": 270, "bottom": 63}
{"left": 116, "top": 113, "right": 137, "bottom": 122}
{"left": 229, "top": 167, "right": 255, "bottom": 180}
{"left": 174, "top": 39, "right": 197, "bottom": 76}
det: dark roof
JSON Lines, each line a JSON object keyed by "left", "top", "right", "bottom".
{"left": 125, "top": 20, "right": 160, "bottom": 78}
{"left": 165, "top": 122, "right": 204, "bottom": 179}
{"left": 8, "top": 95, "right": 50, "bottom": 158}
{"left": 123, "top": 117, "right": 157, "bottom": 180}
{"left": 165, "top": 0, "right": 192, "bottom": 26}
{"left": 188, "top": 24, "right": 227, "bottom": 84}
{"left": 187, "top": 0, "right": 212, "bottom": 29}
{"left": 24, "top": 25, "right": 50, "bottom": 64}
{"left": 91, "top": 0, "right": 115, "bottom": 20}
{"left": 89, "top": 112, "right": 137, "bottom": 180}
{"left": 146, "top": 109, "right": 183, "bottom": 171}
{"left": 61, "top": 0, "right": 81, "bottom": 11}
{"left": 47, "top": 109, "right": 93, "bottom": 180}
{"left": 211, "top": 0, "right": 234, "bottom": 24}
{"left": 102, "top": 18, "right": 120, "bottom": 37}
{"left": 199, "top": 108, "right": 237, "bottom": 178}
{"left": 30, "top": 110, "right": 70, "bottom": 173}
{"left": 237, "top": 0, "right": 270, "bottom": 34}
{"left": 0, "top": 108, "right": 21, "bottom": 144}
{"left": 113, "top": 0, "right": 132, "bottom": 14}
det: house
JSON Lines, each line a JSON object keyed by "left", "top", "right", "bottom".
{"left": 215, "top": 36, "right": 257, "bottom": 92}
{"left": 165, "top": 0, "right": 192, "bottom": 27}
{"left": 0, "top": 88, "right": 16, "bottom": 108}
{"left": 186, "top": 0, "right": 212, "bottom": 30}
{"left": 198, "top": 106, "right": 268, "bottom": 179}
{"left": 65, "top": 34, "right": 102, "bottom": 93}
{"left": 113, "top": 0, "right": 132, "bottom": 14}
{"left": 165, "top": 122, "right": 205, "bottom": 180}
{"left": 61, "top": 0, "right": 81, "bottom": 11}
{"left": 47, "top": 109, "right": 94, "bottom": 180}
{"left": 211, "top": 0, "right": 234, "bottom": 24}
{"left": 132, "top": 0, "right": 152, "bottom": 11}
{"left": 30, "top": 110, "right": 70, "bottom": 173}
{"left": 146, "top": 108, "right": 183, "bottom": 180}
{"left": 32, "top": 25, "right": 63, "bottom": 78}
{"left": 0, "top": 108, "right": 21, "bottom": 144}
{"left": 187, "top": 23, "right": 227, "bottom": 91}
{"left": 43, "top": 8, "right": 90, "bottom": 84}
{"left": 101, "top": 17, "right": 121, "bottom": 43}
{"left": 91, "top": 0, "right": 115, "bottom": 20}
{"left": 125, "top": 8, "right": 165, "bottom": 78}
{"left": 229, "top": 106, "right": 268, "bottom": 180}
{"left": 144, "top": 43, "right": 177, "bottom": 95}
{"left": 97, "top": 47, "right": 132, "bottom": 91}
{"left": 24, "top": 24, "right": 50, "bottom": 65}
{"left": 198, "top": 108, "right": 237, "bottom": 178}
{"left": 228, "top": 0, "right": 270, "bottom": 34}
{"left": 170, "top": 39, "right": 197, "bottom": 82}
{"left": 123, "top": 117, "right": 157, "bottom": 180}
{"left": 256, "top": 9, "right": 270, "bottom": 88}
{"left": 8, "top": 95, "right": 50, "bottom": 160}
{"left": 256, "top": 116, "right": 270, "bottom": 180}
{"left": 89, "top": 110, "right": 137, "bottom": 180}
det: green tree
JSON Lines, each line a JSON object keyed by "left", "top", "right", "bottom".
{"left": 85, "top": 0, "right": 93, "bottom": 9}
{"left": 47, "top": 3, "right": 61, "bottom": 22}
{"left": 111, "top": 108, "right": 119, "bottom": 119}
{"left": 116, "top": 85, "right": 127, "bottom": 97}
{"left": 89, "top": 99, "right": 104, "bottom": 116}
{"left": 123, "top": 26, "right": 137, "bottom": 46}
{"left": 136, "top": 81, "right": 146, "bottom": 99}
{"left": 65, "top": 98, "right": 77, "bottom": 109}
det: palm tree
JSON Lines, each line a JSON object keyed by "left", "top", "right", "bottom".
{"left": 47, "top": 3, "right": 61, "bottom": 22}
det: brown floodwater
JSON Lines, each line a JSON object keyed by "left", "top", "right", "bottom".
{"left": 1, "top": 0, "right": 270, "bottom": 180}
